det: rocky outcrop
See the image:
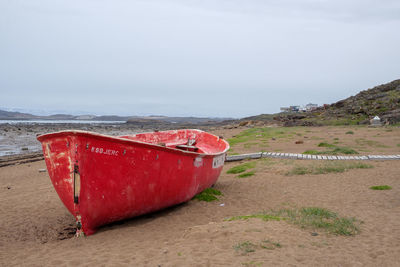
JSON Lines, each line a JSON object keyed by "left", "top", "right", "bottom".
{"left": 322, "top": 79, "right": 400, "bottom": 124}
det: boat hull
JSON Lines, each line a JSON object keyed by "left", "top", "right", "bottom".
{"left": 37, "top": 129, "right": 228, "bottom": 235}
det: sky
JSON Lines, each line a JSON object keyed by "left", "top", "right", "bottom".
{"left": 0, "top": 0, "right": 399, "bottom": 118}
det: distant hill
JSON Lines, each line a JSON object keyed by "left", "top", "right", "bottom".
{"left": 0, "top": 109, "right": 233, "bottom": 125}
{"left": 322, "top": 79, "right": 400, "bottom": 124}
{"left": 125, "top": 116, "right": 232, "bottom": 127}
{"left": 245, "top": 79, "right": 400, "bottom": 126}
{"left": 0, "top": 110, "right": 39, "bottom": 120}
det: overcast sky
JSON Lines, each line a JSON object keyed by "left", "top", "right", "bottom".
{"left": 0, "top": 0, "right": 399, "bottom": 118}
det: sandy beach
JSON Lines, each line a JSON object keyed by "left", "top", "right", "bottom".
{"left": 1, "top": 125, "right": 400, "bottom": 266}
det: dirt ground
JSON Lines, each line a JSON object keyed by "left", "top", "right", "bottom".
{"left": 1, "top": 126, "right": 400, "bottom": 266}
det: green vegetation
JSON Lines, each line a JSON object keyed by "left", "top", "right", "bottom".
{"left": 330, "top": 147, "right": 359, "bottom": 154}
{"left": 261, "top": 240, "right": 282, "bottom": 250}
{"left": 288, "top": 166, "right": 310, "bottom": 175}
{"left": 238, "top": 171, "right": 255, "bottom": 178}
{"left": 396, "top": 144, "right": 400, "bottom": 147}
{"left": 388, "top": 89, "right": 400, "bottom": 103}
{"left": 234, "top": 241, "right": 257, "bottom": 255}
{"left": 227, "top": 127, "right": 301, "bottom": 147}
{"left": 234, "top": 239, "right": 282, "bottom": 256}
{"left": 303, "top": 150, "right": 321, "bottom": 155}
{"left": 313, "top": 116, "right": 367, "bottom": 126}
{"left": 318, "top": 142, "right": 336, "bottom": 148}
{"left": 192, "top": 188, "right": 222, "bottom": 202}
{"left": 286, "top": 161, "right": 373, "bottom": 176}
{"left": 227, "top": 207, "right": 360, "bottom": 236}
{"left": 304, "top": 146, "right": 358, "bottom": 155}
{"left": 305, "top": 141, "right": 359, "bottom": 155}
{"left": 370, "top": 185, "right": 392, "bottom": 190}
{"left": 346, "top": 131, "right": 354, "bottom": 134}
{"left": 227, "top": 161, "right": 256, "bottom": 174}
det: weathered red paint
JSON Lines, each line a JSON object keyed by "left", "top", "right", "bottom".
{"left": 37, "top": 129, "right": 229, "bottom": 235}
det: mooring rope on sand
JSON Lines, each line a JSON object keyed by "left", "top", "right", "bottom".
{"left": 225, "top": 152, "right": 400, "bottom": 162}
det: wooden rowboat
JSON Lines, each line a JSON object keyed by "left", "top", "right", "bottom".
{"left": 37, "top": 129, "right": 229, "bottom": 235}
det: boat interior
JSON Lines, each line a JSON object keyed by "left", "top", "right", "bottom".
{"left": 119, "top": 130, "right": 227, "bottom": 154}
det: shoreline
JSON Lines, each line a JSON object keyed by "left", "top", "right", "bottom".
{"left": 0, "top": 122, "right": 152, "bottom": 157}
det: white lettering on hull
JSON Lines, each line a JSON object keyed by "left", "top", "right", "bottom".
{"left": 212, "top": 154, "right": 225, "bottom": 168}
{"left": 91, "top": 147, "right": 119, "bottom": 156}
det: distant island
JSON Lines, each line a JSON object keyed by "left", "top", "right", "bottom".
{"left": 0, "top": 109, "right": 233, "bottom": 126}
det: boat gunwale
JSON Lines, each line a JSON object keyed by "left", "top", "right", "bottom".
{"left": 37, "top": 129, "right": 230, "bottom": 157}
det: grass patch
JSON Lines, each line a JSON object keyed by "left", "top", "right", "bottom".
{"left": 397, "top": 144, "right": 400, "bottom": 147}
{"left": 227, "top": 161, "right": 256, "bottom": 174}
{"left": 311, "top": 116, "right": 368, "bottom": 126}
{"left": 304, "top": 144, "right": 358, "bottom": 155}
{"left": 193, "top": 188, "right": 222, "bottom": 202}
{"left": 346, "top": 131, "right": 354, "bottom": 134}
{"left": 286, "top": 161, "right": 373, "bottom": 176}
{"left": 331, "top": 147, "right": 359, "bottom": 154}
{"left": 235, "top": 240, "right": 282, "bottom": 256}
{"left": 303, "top": 150, "right": 323, "bottom": 155}
{"left": 227, "top": 127, "right": 301, "bottom": 147}
{"left": 238, "top": 171, "right": 255, "bottom": 178}
{"left": 228, "top": 207, "right": 360, "bottom": 236}
{"left": 303, "top": 147, "right": 358, "bottom": 155}
{"left": 234, "top": 241, "right": 257, "bottom": 255}
{"left": 318, "top": 142, "right": 336, "bottom": 148}
{"left": 260, "top": 240, "right": 282, "bottom": 250}
{"left": 288, "top": 166, "right": 309, "bottom": 175}
{"left": 370, "top": 185, "right": 392, "bottom": 190}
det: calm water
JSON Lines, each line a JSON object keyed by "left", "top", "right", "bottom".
{"left": 0, "top": 120, "right": 126, "bottom": 124}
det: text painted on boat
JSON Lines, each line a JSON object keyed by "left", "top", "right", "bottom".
{"left": 91, "top": 147, "right": 119, "bottom": 156}
{"left": 212, "top": 154, "right": 225, "bottom": 168}
{"left": 194, "top": 157, "right": 203, "bottom": 167}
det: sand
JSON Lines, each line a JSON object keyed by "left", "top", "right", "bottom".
{"left": 1, "top": 126, "right": 400, "bottom": 266}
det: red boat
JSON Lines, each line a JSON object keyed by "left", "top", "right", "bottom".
{"left": 37, "top": 129, "right": 229, "bottom": 235}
